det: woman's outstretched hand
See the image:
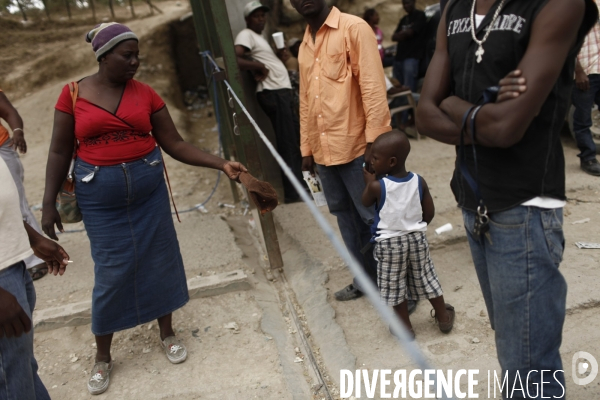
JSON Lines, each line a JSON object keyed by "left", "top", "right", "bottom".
{"left": 222, "top": 161, "right": 248, "bottom": 182}
{"left": 41, "top": 206, "right": 64, "bottom": 241}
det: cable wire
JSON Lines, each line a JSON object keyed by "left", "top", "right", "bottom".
{"left": 201, "top": 50, "right": 454, "bottom": 400}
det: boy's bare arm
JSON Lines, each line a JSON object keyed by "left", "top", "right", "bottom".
{"left": 420, "top": 177, "right": 435, "bottom": 225}
{"left": 362, "top": 169, "right": 380, "bottom": 207}
{"left": 362, "top": 181, "right": 381, "bottom": 208}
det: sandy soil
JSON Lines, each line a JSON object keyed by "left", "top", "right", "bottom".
{"left": 2, "top": 1, "right": 600, "bottom": 399}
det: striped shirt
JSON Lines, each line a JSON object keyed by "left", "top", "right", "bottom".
{"left": 577, "top": 1, "right": 600, "bottom": 75}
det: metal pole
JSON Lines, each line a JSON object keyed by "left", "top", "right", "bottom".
{"left": 189, "top": 0, "right": 284, "bottom": 269}
{"left": 189, "top": 0, "right": 240, "bottom": 203}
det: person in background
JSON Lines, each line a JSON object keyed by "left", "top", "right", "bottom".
{"left": 392, "top": 0, "right": 427, "bottom": 93}
{"left": 0, "top": 90, "right": 49, "bottom": 281}
{"left": 290, "top": 0, "right": 392, "bottom": 301}
{"left": 277, "top": 38, "right": 301, "bottom": 114}
{"left": 572, "top": 3, "right": 600, "bottom": 176}
{"left": 1, "top": 157, "right": 70, "bottom": 400}
{"left": 288, "top": 37, "right": 301, "bottom": 60}
{"left": 363, "top": 9, "right": 385, "bottom": 63}
{"left": 234, "top": 1, "right": 304, "bottom": 203}
{"left": 41, "top": 22, "right": 247, "bottom": 395}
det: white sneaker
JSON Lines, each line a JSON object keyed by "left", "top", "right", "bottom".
{"left": 87, "top": 360, "right": 113, "bottom": 395}
{"left": 161, "top": 336, "right": 187, "bottom": 364}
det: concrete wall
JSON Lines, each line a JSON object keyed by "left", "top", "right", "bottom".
{"left": 226, "top": 0, "right": 251, "bottom": 39}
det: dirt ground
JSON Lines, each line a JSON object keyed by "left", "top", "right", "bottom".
{"left": 2, "top": 1, "right": 600, "bottom": 399}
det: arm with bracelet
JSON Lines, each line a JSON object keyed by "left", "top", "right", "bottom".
{"left": 0, "top": 91, "right": 26, "bottom": 154}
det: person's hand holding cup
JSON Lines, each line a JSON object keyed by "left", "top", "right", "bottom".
{"left": 272, "top": 32, "right": 285, "bottom": 50}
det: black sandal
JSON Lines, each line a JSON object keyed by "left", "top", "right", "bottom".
{"left": 28, "top": 264, "right": 48, "bottom": 281}
{"left": 431, "top": 303, "right": 455, "bottom": 334}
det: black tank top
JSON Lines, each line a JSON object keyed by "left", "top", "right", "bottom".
{"left": 446, "top": 0, "right": 597, "bottom": 212}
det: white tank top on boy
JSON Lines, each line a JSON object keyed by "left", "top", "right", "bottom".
{"left": 373, "top": 173, "right": 427, "bottom": 242}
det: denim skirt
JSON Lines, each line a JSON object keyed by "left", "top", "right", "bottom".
{"left": 74, "top": 146, "right": 189, "bottom": 336}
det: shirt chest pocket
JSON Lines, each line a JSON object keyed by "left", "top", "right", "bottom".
{"left": 322, "top": 52, "right": 348, "bottom": 82}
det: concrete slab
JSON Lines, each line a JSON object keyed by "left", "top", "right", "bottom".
{"left": 34, "top": 269, "right": 251, "bottom": 332}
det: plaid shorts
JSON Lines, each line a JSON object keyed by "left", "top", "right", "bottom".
{"left": 374, "top": 231, "right": 443, "bottom": 306}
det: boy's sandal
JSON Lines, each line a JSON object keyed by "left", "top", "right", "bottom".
{"left": 28, "top": 264, "right": 48, "bottom": 281}
{"left": 88, "top": 360, "right": 113, "bottom": 395}
{"left": 431, "top": 303, "right": 455, "bottom": 334}
{"left": 161, "top": 336, "right": 187, "bottom": 364}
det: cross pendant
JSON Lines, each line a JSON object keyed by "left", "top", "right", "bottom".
{"left": 475, "top": 45, "right": 485, "bottom": 63}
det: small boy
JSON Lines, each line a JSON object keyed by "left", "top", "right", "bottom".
{"left": 362, "top": 130, "right": 454, "bottom": 339}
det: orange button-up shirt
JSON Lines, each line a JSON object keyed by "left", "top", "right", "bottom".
{"left": 298, "top": 7, "right": 391, "bottom": 166}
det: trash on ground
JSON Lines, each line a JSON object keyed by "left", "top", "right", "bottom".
{"left": 572, "top": 218, "right": 591, "bottom": 224}
{"left": 472, "top": 338, "right": 480, "bottom": 344}
{"left": 294, "top": 357, "right": 304, "bottom": 363}
{"left": 575, "top": 242, "right": 600, "bottom": 249}
{"left": 223, "top": 322, "right": 240, "bottom": 332}
{"left": 435, "top": 223, "right": 453, "bottom": 235}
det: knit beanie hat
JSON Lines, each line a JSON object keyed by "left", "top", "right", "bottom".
{"left": 86, "top": 22, "right": 138, "bottom": 61}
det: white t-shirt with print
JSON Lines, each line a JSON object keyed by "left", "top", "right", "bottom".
{"left": 0, "top": 158, "right": 33, "bottom": 271}
{"left": 235, "top": 28, "right": 292, "bottom": 92}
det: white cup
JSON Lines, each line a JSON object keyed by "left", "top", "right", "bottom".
{"left": 272, "top": 32, "right": 285, "bottom": 49}
{"left": 435, "top": 223, "right": 453, "bottom": 235}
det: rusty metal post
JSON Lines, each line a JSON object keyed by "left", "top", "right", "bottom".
{"left": 189, "top": 0, "right": 284, "bottom": 269}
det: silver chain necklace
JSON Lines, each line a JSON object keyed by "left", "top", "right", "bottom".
{"left": 470, "top": 0, "right": 507, "bottom": 63}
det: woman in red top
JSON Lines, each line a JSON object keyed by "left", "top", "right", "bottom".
{"left": 41, "top": 23, "right": 246, "bottom": 395}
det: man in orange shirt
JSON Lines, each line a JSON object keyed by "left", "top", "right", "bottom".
{"left": 290, "top": 0, "right": 391, "bottom": 300}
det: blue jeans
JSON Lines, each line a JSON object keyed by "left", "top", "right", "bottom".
{"left": 463, "top": 207, "right": 566, "bottom": 399}
{"left": 393, "top": 58, "right": 420, "bottom": 123}
{"left": 392, "top": 58, "right": 420, "bottom": 92}
{"left": 571, "top": 74, "right": 600, "bottom": 161}
{"left": 75, "top": 147, "right": 189, "bottom": 335}
{"left": 316, "top": 156, "right": 377, "bottom": 292}
{"left": 0, "top": 262, "right": 50, "bottom": 400}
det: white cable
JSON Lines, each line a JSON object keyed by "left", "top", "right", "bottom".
{"left": 204, "top": 52, "right": 453, "bottom": 399}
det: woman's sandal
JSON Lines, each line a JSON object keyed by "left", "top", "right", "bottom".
{"left": 431, "top": 303, "right": 455, "bottom": 334}
{"left": 28, "top": 264, "right": 48, "bottom": 281}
